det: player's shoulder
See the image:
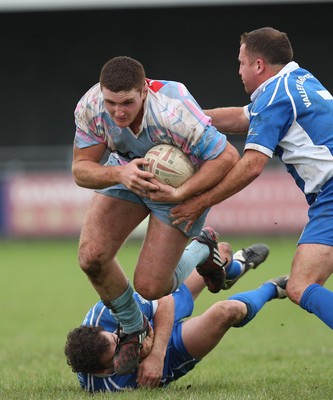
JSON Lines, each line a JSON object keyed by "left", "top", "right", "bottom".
{"left": 78, "top": 82, "right": 102, "bottom": 101}
{"left": 288, "top": 65, "right": 312, "bottom": 78}
{"left": 279, "top": 63, "right": 318, "bottom": 90}
{"left": 82, "top": 301, "right": 117, "bottom": 331}
{"left": 146, "top": 78, "right": 188, "bottom": 97}
{"left": 75, "top": 83, "right": 103, "bottom": 115}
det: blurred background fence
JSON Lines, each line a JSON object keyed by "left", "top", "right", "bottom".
{"left": 1, "top": 0, "right": 329, "bottom": 238}
{"left": 0, "top": 150, "right": 308, "bottom": 238}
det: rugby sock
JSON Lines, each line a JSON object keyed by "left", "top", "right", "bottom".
{"left": 171, "top": 240, "right": 210, "bottom": 292}
{"left": 103, "top": 281, "right": 144, "bottom": 334}
{"left": 225, "top": 258, "right": 244, "bottom": 280}
{"left": 300, "top": 284, "right": 333, "bottom": 329}
{"left": 228, "top": 282, "right": 278, "bottom": 327}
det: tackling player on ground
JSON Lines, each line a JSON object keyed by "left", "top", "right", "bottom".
{"left": 65, "top": 227, "right": 288, "bottom": 392}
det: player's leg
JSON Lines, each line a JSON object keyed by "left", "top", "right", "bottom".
{"left": 224, "top": 243, "right": 269, "bottom": 289}
{"left": 132, "top": 198, "right": 211, "bottom": 299}
{"left": 288, "top": 243, "right": 333, "bottom": 329}
{"left": 193, "top": 228, "right": 270, "bottom": 293}
{"left": 79, "top": 192, "right": 152, "bottom": 375}
{"left": 113, "top": 212, "right": 189, "bottom": 375}
{"left": 181, "top": 301, "right": 247, "bottom": 359}
{"left": 181, "top": 276, "right": 288, "bottom": 359}
{"left": 182, "top": 231, "right": 270, "bottom": 300}
{"left": 134, "top": 225, "right": 230, "bottom": 300}
{"left": 79, "top": 192, "right": 149, "bottom": 300}
{"left": 134, "top": 214, "right": 190, "bottom": 299}
{"left": 183, "top": 241, "right": 235, "bottom": 300}
{"left": 287, "top": 181, "right": 333, "bottom": 329}
{"left": 79, "top": 192, "right": 151, "bottom": 345}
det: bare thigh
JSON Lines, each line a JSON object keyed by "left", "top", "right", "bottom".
{"left": 78, "top": 193, "right": 150, "bottom": 301}
{"left": 288, "top": 243, "right": 333, "bottom": 303}
{"left": 79, "top": 193, "right": 149, "bottom": 259}
{"left": 134, "top": 214, "right": 189, "bottom": 299}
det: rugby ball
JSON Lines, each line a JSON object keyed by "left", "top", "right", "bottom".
{"left": 144, "top": 144, "right": 195, "bottom": 188}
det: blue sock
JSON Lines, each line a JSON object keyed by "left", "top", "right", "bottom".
{"left": 172, "top": 240, "right": 209, "bottom": 291}
{"left": 107, "top": 282, "right": 143, "bottom": 334}
{"left": 300, "top": 284, "right": 333, "bottom": 329}
{"left": 225, "top": 258, "right": 243, "bottom": 280}
{"left": 228, "top": 282, "right": 277, "bottom": 327}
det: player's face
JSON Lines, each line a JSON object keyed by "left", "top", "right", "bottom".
{"left": 238, "top": 44, "right": 260, "bottom": 95}
{"left": 95, "top": 326, "right": 154, "bottom": 375}
{"left": 96, "top": 331, "right": 118, "bottom": 374}
{"left": 102, "top": 86, "right": 148, "bottom": 129}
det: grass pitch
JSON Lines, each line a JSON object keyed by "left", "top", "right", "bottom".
{"left": 1, "top": 236, "right": 332, "bottom": 400}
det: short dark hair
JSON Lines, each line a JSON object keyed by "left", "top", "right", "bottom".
{"left": 240, "top": 27, "right": 293, "bottom": 65}
{"left": 64, "top": 325, "right": 111, "bottom": 373}
{"left": 100, "top": 56, "right": 146, "bottom": 92}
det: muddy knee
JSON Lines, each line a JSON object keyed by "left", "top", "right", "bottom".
{"left": 78, "top": 244, "right": 106, "bottom": 279}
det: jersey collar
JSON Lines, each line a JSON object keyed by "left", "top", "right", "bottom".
{"left": 250, "top": 61, "right": 300, "bottom": 102}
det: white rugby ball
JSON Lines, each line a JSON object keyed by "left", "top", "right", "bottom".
{"left": 144, "top": 144, "right": 195, "bottom": 188}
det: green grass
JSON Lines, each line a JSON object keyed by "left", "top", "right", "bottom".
{"left": 1, "top": 236, "right": 332, "bottom": 400}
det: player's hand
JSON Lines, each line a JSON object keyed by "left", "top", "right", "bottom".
{"left": 136, "top": 352, "right": 164, "bottom": 388}
{"left": 170, "top": 195, "right": 206, "bottom": 232}
{"left": 147, "top": 178, "right": 181, "bottom": 203}
{"left": 119, "top": 159, "right": 160, "bottom": 196}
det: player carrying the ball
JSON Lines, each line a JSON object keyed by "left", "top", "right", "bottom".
{"left": 72, "top": 56, "right": 240, "bottom": 375}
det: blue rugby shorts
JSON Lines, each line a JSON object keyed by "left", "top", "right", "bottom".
{"left": 299, "top": 177, "right": 333, "bottom": 246}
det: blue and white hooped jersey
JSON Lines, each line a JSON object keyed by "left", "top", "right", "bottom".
{"left": 74, "top": 79, "right": 227, "bottom": 169}
{"left": 244, "top": 61, "right": 333, "bottom": 204}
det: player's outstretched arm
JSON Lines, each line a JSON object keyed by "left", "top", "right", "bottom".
{"left": 137, "top": 295, "right": 175, "bottom": 388}
{"left": 204, "top": 106, "right": 249, "bottom": 133}
{"left": 171, "top": 150, "right": 269, "bottom": 231}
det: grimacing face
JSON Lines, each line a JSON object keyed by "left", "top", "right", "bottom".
{"left": 102, "top": 86, "right": 148, "bottom": 129}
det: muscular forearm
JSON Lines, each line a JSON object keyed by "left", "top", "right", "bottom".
{"left": 72, "top": 143, "right": 122, "bottom": 189}
{"left": 72, "top": 144, "right": 158, "bottom": 194}
{"left": 150, "top": 295, "right": 174, "bottom": 359}
{"left": 72, "top": 160, "right": 122, "bottom": 189}
{"left": 194, "top": 150, "right": 268, "bottom": 208}
{"left": 204, "top": 106, "right": 249, "bottom": 133}
{"left": 136, "top": 295, "right": 175, "bottom": 387}
{"left": 170, "top": 150, "right": 270, "bottom": 232}
{"left": 176, "top": 142, "right": 240, "bottom": 201}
